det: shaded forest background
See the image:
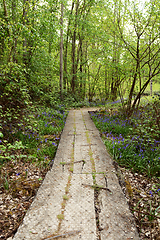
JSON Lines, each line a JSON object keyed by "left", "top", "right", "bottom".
{"left": 0, "top": 0, "right": 160, "bottom": 134}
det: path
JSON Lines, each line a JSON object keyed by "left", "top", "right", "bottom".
{"left": 13, "top": 108, "right": 140, "bottom": 240}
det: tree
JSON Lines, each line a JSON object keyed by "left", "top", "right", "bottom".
{"left": 115, "top": 0, "right": 160, "bottom": 114}
{"left": 60, "top": 2, "right": 63, "bottom": 99}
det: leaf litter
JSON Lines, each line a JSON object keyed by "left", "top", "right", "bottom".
{"left": 117, "top": 164, "right": 160, "bottom": 240}
{"left": 0, "top": 157, "right": 50, "bottom": 239}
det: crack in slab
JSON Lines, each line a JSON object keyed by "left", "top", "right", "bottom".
{"left": 81, "top": 159, "right": 85, "bottom": 172}
{"left": 104, "top": 174, "right": 108, "bottom": 188}
{"left": 68, "top": 133, "right": 81, "bottom": 136}
{"left": 72, "top": 172, "right": 105, "bottom": 175}
{"left": 94, "top": 190, "right": 102, "bottom": 240}
{"left": 81, "top": 144, "right": 97, "bottom": 146}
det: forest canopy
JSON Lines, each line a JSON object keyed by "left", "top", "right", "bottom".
{"left": 0, "top": 0, "right": 160, "bottom": 120}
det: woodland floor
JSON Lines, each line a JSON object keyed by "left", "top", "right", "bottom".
{"left": 115, "top": 164, "right": 160, "bottom": 240}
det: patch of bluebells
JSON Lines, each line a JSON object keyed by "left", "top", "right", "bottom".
{"left": 107, "top": 134, "right": 160, "bottom": 174}
{"left": 90, "top": 109, "right": 160, "bottom": 177}
{"left": 4, "top": 107, "right": 68, "bottom": 163}
{"left": 149, "top": 188, "right": 160, "bottom": 197}
{"left": 90, "top": 110, "right": 131, "bottom": 136}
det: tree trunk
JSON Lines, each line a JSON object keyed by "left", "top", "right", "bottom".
{"left": 127, "top": 37, "right": 140, "bottom": 114}
{"left": 63, "top": 1, "right": 74, "bottom": 90}
{"left": 71, "top": 0, "right": 79, "bottom": 93}
{"left": 60, "top": 2, "right": 63, "bottom": 100}
{"left": 23, "top": 0, "right": 29, "bottom": 65}
{"left": 12, "top": 0, "right": 17, "bottom": 62}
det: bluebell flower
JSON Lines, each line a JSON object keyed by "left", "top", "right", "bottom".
{"left": 155, "top": 189, "right": 160, "bottom": 193}
{"left": 149, "top": 190, "right": 153, "bottom": 197}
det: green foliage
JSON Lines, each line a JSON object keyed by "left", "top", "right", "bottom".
{"left": 133, "top": 194, "right": 160, "bottom": 224}
{"left": 0, "top": 62, "right": 30, "bottom": 138}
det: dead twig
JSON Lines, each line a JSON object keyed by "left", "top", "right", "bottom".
{"left": 60, "top": 160, "right": 85, "bottom": 165}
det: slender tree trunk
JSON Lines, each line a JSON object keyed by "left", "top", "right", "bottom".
{"left": 71, "top": 0, "right": 79, "bottom": 93}
{"left": 3, "top": 0, "right": 11, "bottom": 61}
{"left": 150, "top": 79, "right": 152, "bottom": 96}
{"left": 64, "top": 1, "right": 74, "bottom": 90}
{"left": 79, "top": 34, "right": 83, "bottom": 99}
{"left": 3, "top": 0, "right": 8, "bottom": 18}
{"left": 83, "top": 41, "right": 88, "bottom": 99}
{"left": 23, "top": 0, "right": 28, "bottom": 65}
{"left": 12, "top": 0, "right": 17, "bottom": 62}
{"left": 127, "top": 37, "right": 140, "bottom": 114}
{"left": 105, "top": 66, "right": 109, "bottom": 99}
{"left": 60, "top": 2, "right": 63, "bottom": 100}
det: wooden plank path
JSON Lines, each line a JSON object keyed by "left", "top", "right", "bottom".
{"left": 13, "top": 109, "right": 140, "bottom": 240}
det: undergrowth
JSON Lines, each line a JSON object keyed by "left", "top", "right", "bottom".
{"left": 0, "top": 106, "right": 68, "bottom": 191}
{"left": 90, "top": 98, "right": 160, "bottom": 178}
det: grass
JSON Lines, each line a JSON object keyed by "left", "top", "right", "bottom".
{"left": 63, "top": 195, "right": 69, "bottom": 200}
{"left": 57, "top": 214, "right": 64, "bottom": 220}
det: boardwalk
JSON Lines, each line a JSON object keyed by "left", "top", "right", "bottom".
{"left": 13, "top": 109, "right": 139, "bottom": 240}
